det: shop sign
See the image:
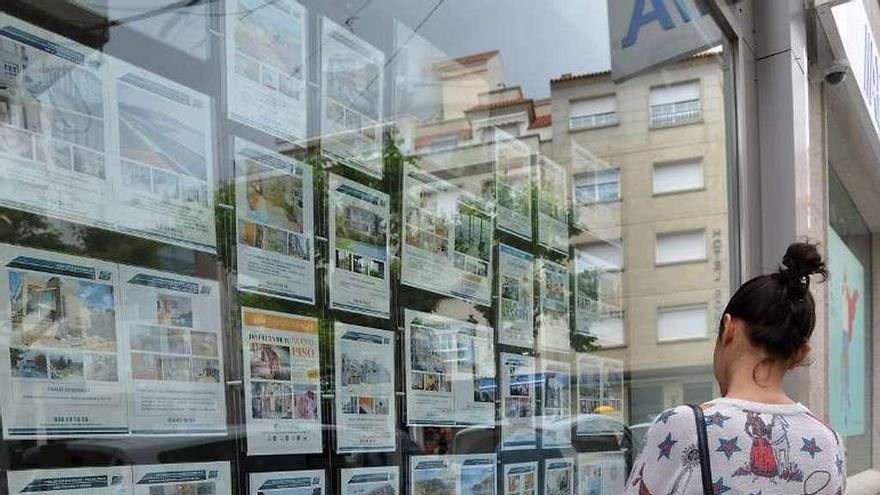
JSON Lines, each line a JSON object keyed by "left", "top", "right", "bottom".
{"left": 609, "top": 0, "right": 723, "bottom": 82}
{"left": 828, "top": 0, "right": 880, "bottom": 138}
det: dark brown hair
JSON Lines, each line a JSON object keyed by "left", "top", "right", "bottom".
{"left": 720, "top": 242, "right": 827, "bottom": 363}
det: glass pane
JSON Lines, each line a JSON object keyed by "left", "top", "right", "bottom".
{"left": 0, "top": 1, "right": 735, "bottom": 494}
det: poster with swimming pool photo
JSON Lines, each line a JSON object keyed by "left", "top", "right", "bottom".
{"left": 235, "top": 137, "right": 315, "bottom": 304}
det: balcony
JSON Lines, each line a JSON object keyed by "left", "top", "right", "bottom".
{"left": 650, "top": 99, "right": 702, "bottom": 128}
{"left": 569, "top": 111, "right": 619, "bottom": 131}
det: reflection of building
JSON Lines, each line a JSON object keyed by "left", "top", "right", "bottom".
{"left": 553, "top": 51, "right": 728, "bottom": 424}
{"left": 408, "top": 48, "right": 727, "bottom": 425}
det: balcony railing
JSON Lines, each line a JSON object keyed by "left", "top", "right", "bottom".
{"left": 650, "top": 99, "right": 701, "bottom": 128}
{"left": 569, "top": 111, "right": 618, "bottom": 130}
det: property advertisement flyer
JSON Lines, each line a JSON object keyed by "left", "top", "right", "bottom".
{"left": 573, "top": 251, "right": 600, "bottom": 337}
{"left": 225, "top": 0, "right": 308, "bottom": 143}
{"left": 494, "top": 135, "right": 533, "bottom": 240}
{"left": 500, "top": 353, "right": 537, "bottom": 451}
{"left": 574, "top": 246, "right": 623, "bottom": 346}
{"left": 577, "top": 452, "right": 626, "bottom": 495}
{"left": 110, "top": 58, "right": 216, "bottom": 252}
{"left": 132, "top": 462, "right": 230, "bottom": 495}
{"left": 334, "top": 322, "right": 396, "bottom": 453}
{"left": 576, "top": 354, "right": 625, "bottom": 435}
{"left": 405, "top": 309, "right": 495, "bottom": 427}
{"left": 410, "top": 455, "right": 497, "bottom": 495}
{"left": 536, "top": 157, "right": 568, "bottom": 255}
{"left": 7, "top": 467, "right": 131, "bottom": 495}
{"left": 234, "top": 137, "right": 315, "bottom": 304}
{"left": 0, "top": 245, "right": 127, "bottom": 438}
{"left": 538, "top": 259, "right": 571, "bottom": 352}
{"left": 402, "top": 165, "right": 494, "bottom": 307}
{"left": 540, "top": 359, "right": 571, "bottom": 449}
{"left": 249, "top": 469, "right": 325, "bottom": 495}
{"left": 503, "top": 462, "right": 537, "bottom": 495}
{"left": 340, "top": 466, "right": 399, "bottom": 495}
{"left": 828, "top": 228, "right": 866, "bottom": 435}
{"left": 320, "top": 17, "right": 385, "bottom": 178}
{"left": 328, "top": 174, "right": 390, "bottom": 318}
{"left": 242, "top": 307, "right": 322, "bottom": 455}
{"left": 0, "top": 14, "right": 115, "bottom": 232}
{"left": 498, "top": 244, "right": 535, "bottom": 349}
{"left": 120, "top": 266, "right": 225, "bottom": 436}
{"left": 543, "top": 457, "right": 574, "bottom": 495}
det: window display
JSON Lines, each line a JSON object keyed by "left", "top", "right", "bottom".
{"left": 497, "top": 244, "right": 535, "bottom": 349}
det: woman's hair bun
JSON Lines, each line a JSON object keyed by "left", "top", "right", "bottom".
{"left": 779, "top": 242, "right": 827, "bottom": 294}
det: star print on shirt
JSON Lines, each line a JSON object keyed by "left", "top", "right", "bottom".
{"left": 835, "top": 455, "right": 844, "bottom": 475}
{"left": 801, "top": 437, "right": 822, "bottom": 459}
{"left": 654, "top": 409, "right": 677, "bottom": 424}
{"left": 716, "top": 437, "right": 741, "bottom": 460}
{"left": 712, "top": 477, "right": 731, "bottom": 494}
{"left": 657, "top": 432, "right": 677, "bottom": 460}
{"left": 704, "top": 411, "right": 731, "bottom": 428}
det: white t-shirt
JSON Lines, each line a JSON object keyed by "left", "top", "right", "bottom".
{"left": 624, "top": 398, "right": 846, "bottom": 494}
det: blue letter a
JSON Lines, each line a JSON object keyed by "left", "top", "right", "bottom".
{"left": 622, "top": 0, "right": 675, "bottom": 48}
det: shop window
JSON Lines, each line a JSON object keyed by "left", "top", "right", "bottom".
{"left": 569, "top": 95, "right": 618, "bottom": 130}
{"left": 649, "top": 81, "right": 701, "bottom": 128}
{"left": 657, "top": 304, "right": 709, "bottom": 342}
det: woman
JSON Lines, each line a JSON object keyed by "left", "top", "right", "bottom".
{"left": 625, "top": 242, "right": 846, "bottom": 494}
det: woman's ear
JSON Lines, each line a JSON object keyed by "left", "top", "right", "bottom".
{"left": 720, "top": 314, "right": 735, "bottom": 346}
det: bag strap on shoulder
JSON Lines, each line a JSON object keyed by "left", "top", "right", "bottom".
{"left": 686, "top": 403, "right": 714, "bottom": 495}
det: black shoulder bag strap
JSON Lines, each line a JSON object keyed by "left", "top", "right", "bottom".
{"left": 687, "top": 403, "right": 714, "bottom": 495}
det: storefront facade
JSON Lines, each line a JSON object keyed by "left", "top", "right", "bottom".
{"left": 0, "top": 0, "right": 878, "bottom": 493}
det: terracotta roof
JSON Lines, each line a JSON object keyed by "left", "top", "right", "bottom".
{"left": 551, "top": 48, "right": 721, "bottom": 84}
{"left": 464, "top": 98, "right": 532, "bottom": 113}
{"left": 529, "top": 114, "right": 552, "bottom": 129}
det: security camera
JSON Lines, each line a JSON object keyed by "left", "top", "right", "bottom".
{"left": 823, "top": 59, "right": 849, "bottom": 85}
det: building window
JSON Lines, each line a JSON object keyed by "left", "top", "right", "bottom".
{"left": 569, "top": 95, "right": 618, "bottom": 130}
{"left": 649, "top": 81, "right": 701, "bottom": 128}
{"left": 657, "top": 304, "right": 708, "bottom": 342}
{"left": 655, "top": 229, "right": 706, "bottom": 265}
{"left": 481, "top": 122, "right": 520, "bottom": 142}
{"left": 653, "top": 160, "right": 704, "bottom": 195}
{"left": 577, "top": 240, "right": 623, "bottom": 271}
{"left": 426, "top": 135, "right": 459, "bottom": 152}
{"left": 574, "top": 168, "right": 620, "bottom": 204}
{"left": 592, "top": 311, "right": 625, "bottom": 347}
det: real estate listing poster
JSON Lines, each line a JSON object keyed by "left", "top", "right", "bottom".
{"left": 334, "top": 322, "right": 396, "bottom": 453}
{"left": 234, "top": 137, "right": 315, "bottom": 304}
{"left": 410, "top": 455, "right": 496, "bottom": 495}
{"left": 132, "top": 462, "right": 230, "bottom": 495}
{"left": 402, "top": 165, "right": 493, "bottom": 306}
{"left": 249, "top": 469, "right": 325, "bottom": 495}
{"left": 340, "top": 466, "right": 399, "bottom": 495}
{"left": 110, "top": 58, "right": 216, "bottom": 252}
{"left": 242, "top": 307, "right": 322, "bottom": 455}
{"left": 573, "top": 251, "right": 600, "bottom": 337}
{"left": 410, "top": 456, "right": 456, "bottom": 495}
{"left": 328, "top": 174, "right": 390, "bottom": 318}
{"left": 498, "top": 244, "right": 535, "bottom": 349}
{"left": 538, "top": 259, "right": 571, "bottom": 352}
{"left": 320, "top": 17, "right": 385, "bottom": 178}
{"left": 577, "top": 451, "right": 626, "bottom": 495}
{"left": 536, "top": 157, "right": 568, "bottom": 255}
{"left": 7, "top": 465, "right": 132, "bottom": 495}
{"left": 503, "top": 462, "right": 537, "bottom": 495}
{"left": 405, "top": 309, "right": 495, "bottom": 426}
{"left": 0, "top": 15, "right": 115, "bottom": 232}
{"left": 494, "top": 136, "right": 532, "bottom": 240}
{"left": 120, "top": 266, "right": 225, "bottom": 435}
{"left": 542, "top": 457, "right": 574, "bottom": 495}
{"left": 225, "top": 0, "right": 308, "bottom": 143}
{"left": 576, "top": 353, "right": 625, "bottom": 435}
{"left": 540, "top": 359, "right": 571, "bottom": 449}
{"left": 500, "top": 353, "right": 536, "bottom": 450}
{"left": 0, "top": 245, "right": 127, "bottom": 438}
